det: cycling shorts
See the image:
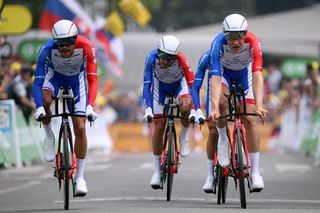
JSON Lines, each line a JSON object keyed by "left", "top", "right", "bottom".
{"left": 152, "top": 77, "right": 190, "bottom": 115}
{"left": 42, "top": 71, "right": 87, "bottom": 115}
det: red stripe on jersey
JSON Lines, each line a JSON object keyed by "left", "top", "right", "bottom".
{"left": 245, "top": 32, "right": 263, "bottom": 72}
{"left": 177, "top": 52, "right": 194, "bottom": 88}
{"left": 74, "top": 35, "right": 98, "bottom": 105}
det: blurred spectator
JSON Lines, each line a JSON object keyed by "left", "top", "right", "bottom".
{"left": 9, "top": 61, "right": 22, "bottom": 78}
{"left": 0, "top": 62, "right": 12, "bottom": 92}
{"left": 303, "top": 63, "right": 319, "bottom": 113}
{"left": 266, "top": 63, "right": 282, "bottom": 94}
{"left": 7, "top": 67, "right": 36, "bottom": 124}
{"left": 0, "top": 72, "right": 8, "bottom": 100}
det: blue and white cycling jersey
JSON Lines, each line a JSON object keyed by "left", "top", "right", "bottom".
{"left": 32, "top": 35, "right": 98, "bottom": 114}
{"left": 142, "top": 49, "right": 194, "bottom": 115}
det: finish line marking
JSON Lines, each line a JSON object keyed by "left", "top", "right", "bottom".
{"left": 54, "top": 197, "right": 320, "bottom": 204}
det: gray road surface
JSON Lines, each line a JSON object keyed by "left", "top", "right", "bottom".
{"left": 0, "top": 150, "right": 319, "bottom": 213}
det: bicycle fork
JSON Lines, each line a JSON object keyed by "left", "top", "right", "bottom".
{"left": 55, "top": 120, "right": 77, "bottom": 190}
{"left": 160, "top": 121, "right": 180, "bottom": 188}
{"left": 231, "top": 121, "right": 251, "bottom": 190}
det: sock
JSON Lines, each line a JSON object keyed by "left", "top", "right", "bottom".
{"left": 153, "top": 155, "right": 161, "bottom": 176}
{"left": 76, "top": 158, "right": 86, "bottom": 180}
{"left": 43, "top": 123, "right": 53, "bottom": 138}
{"left": 207, "top": 159, "right": 214, "bottom": 178}
{"left": 180, "top": 126, "right": 189, "bottom": 144}
{"left": 249, "top": 152, "right": 260, "bottom": 176}
{"left": 217, "top": 127, "right": 228, "bottom": 144}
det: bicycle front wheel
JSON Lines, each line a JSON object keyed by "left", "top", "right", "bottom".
{"left": 236, "top": 127, "right": 246, "bottom": 209}
{"left": 62, "top": 125, "right": 70, "bottom": 210}
{"left": 217, "top": 165, "right": 228, "bottom": 204}
{"left": 166, "top": 125, "right": 175, "bottom": 201}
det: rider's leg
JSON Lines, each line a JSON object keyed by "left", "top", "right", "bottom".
{"left": 243, "top": 103, "right": 264, "bottom": 191}
{"left": 150, "top": 118, "right": 166, "bottom": 188}
{"left": 42, "top": 90, "right": 53, "bottom": 124}
{"left": 72, "top": 117, "right": 87, "bottom": 173}
{"left": 216, "top": 86, "right": 230, "bottom": 167}
{"left": 72, "top": 116, "right": 88, "bottom": 196}
{"left": 42, "top": 90, "right": 55, "bottom": 162}
{"left": 179, "top": 95, "right": 193, "bottom": 157}
{"left": 203, "top": 125, "right": 218, "bottom": 192}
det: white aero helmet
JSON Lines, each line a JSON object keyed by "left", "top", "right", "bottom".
{"left": 157, "top": 35, "right": 181, "bottom": 56}
{"left": 52, "top": 19, "right": 78, "bottom": 39}
{"left": 222, "top": 14, "right": 248, "bottom": 32}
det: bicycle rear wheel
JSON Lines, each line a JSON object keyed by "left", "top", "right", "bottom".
{"left": 236, "top": 127, "right": 246, "bottom": 209}
{"left": 62, "top": 125, "right": 70, "bottom": 210}
{"left": 166, "top": 125, "right": 175, "bottom": 201}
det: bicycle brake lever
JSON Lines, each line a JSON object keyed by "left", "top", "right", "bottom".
{"left": 146, "top": 115, "right": 153, "bottom": 128}
{"left": 199, "top": 118, "right": 205, "bottom": 125}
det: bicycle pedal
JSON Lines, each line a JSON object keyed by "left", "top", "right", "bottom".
{"left": 250, "top": 188, "right": 263, "bottom": 193}
{"left": 203, "top": 188, "right": 214, "bottom": 194}
{"left": 74, "top": 192, "right": 87, "bottom": 197}
{"left": 150, "top": 184, "right": 161, "bottom": 190}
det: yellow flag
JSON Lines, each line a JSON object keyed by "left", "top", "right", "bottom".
{"left": 119, "top": 0, "right": 151, "bottom": 26}
{"left": 105, "top": 11, "right": 124, "bottom": 36}
{"left": 0, "top": 4, "right": 32, "bottom": 34}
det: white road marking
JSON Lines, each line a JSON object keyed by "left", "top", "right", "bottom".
{"left": 0, "top": 180, "right": 42, "bottom": 194}
{"left": 1, "top": 166, "right": 45, "bottom": 175}
{"left": 53, "top": 197, "right": 320, "bottom": 204}
{"left": 275, "top": 164, "right": 311, "bottom": 173}
{"left": 86, "top": 164, "right": 112, "bottom": 171}
{"left": 139, "top": 162, "right": 153, "bottom": 169}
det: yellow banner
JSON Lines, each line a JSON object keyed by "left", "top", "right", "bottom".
{"left": 119, "top": 0, "right": 151, "bottom": 26}
{"left": 105, "top": 11, "right": 124, "bottom": 36}
{"left": 0, "top": 4, "right": 32, "bottom": 34}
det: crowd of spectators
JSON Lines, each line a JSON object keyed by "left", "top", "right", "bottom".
{"left": 1, "top": 58, "right": 319, "bottom": 128}
{"left": 0, "top": 61, "right": 36, "bottom": 124}
{"left": 263, "top": 62, "right": 320, "bottom": 139}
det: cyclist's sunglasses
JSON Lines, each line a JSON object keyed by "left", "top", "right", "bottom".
{"left": 55, "top": 36, "right": 77, "bottom": 47}
{"left": 224, "top": 31, "right": 247, "bottom": 40}
{"left": 158, "top": 50, "right": 177, "bottom": 61}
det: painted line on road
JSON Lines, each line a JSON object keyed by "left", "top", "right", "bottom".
{"left": 139, "top": 162, "right": 153, "bottom": 169}
{"left": 86, "top": 164, "right": 112, "bottom": 171}
{"left": 0, "top": 180, "right": 42, "bottom": 194}
{"left": 275, "top": 164, "right": 311, "bottom": 173}
{"left": 53, "top": 197, "right": 320, "bottom": 204}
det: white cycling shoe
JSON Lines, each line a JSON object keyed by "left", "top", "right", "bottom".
{"left": 180, "top": 139, "right": 190, "bottom": 158}
{"left": 250, "top": 173, "right": 264, "bottom": 192}
{"left": 75, "top": 178, "right": 88, "bottom": 197}
{"left": 217, "top": 142, "right": 230, "bottom": 168}
{"left": 43, "top": 132, "right": 55, "bottom": 162}
{"left": 202, "top": 176, "right": 214, "bottom": 193}
{"left": 149, "top": 173, "right": 161, "bottom": 189}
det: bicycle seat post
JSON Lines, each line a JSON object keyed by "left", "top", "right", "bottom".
{"left": 231, "top": 83, "right": 238, "bottom": 114}
{"left": 168, "top": 96, "right": 173, "bottom": 118}
{"left": 55, "top": 97, "right": 59, "bottom": 115}
{"left": 56, "top": 87, "right": 75, "bottom": 115}
{"left": 239, "top": 85, "right": 247, "bottom": 114}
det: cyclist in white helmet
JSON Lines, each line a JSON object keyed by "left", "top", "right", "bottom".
{"left": 143, "top": 35, "right": 194, "bottom": 189}
{"left": 208, "top": 14, "right": 268, "bottom": 192}
{"left": 32, "top": 19, "right": 98, "bottom": 197}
